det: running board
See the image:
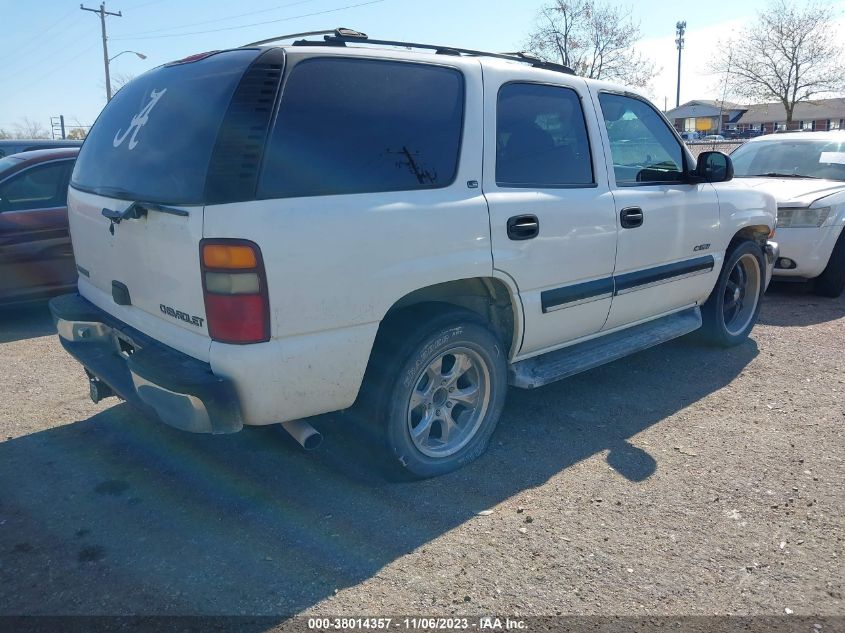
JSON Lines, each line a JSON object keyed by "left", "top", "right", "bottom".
{"left": 509, "top": 307, "right": 702, "bottom": 389}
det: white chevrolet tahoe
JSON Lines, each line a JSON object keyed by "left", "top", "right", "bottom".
{"left": 50, "top": 30, "right": 779, "bottom": 477}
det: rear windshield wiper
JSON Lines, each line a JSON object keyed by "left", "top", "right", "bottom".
{"left": 101, "top": 200, "right": 189, "bottom": 224}
{"left": 743, "top": 172, "right": 820, "bottom": 179}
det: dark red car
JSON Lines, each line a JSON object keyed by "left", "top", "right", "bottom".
{"left": 0, "top": 148, "right": 78, "bottom": 306}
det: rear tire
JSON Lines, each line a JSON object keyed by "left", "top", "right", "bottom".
{"left": 813, "top": 230, "right": 845, "bottom": 298}
{"left": 699, "top": 241, "right": 765, "bottom": 347}
{"left": 362, "top": 305, "right": 507, "bottom": 479}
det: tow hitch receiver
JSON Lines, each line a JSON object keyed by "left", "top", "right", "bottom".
{"left": 87, "top": 371, "right": 115, "bottom": 404}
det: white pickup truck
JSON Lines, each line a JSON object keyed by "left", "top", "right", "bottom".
{"left": 50, "top": 30, "right": 778, "bottom": 477}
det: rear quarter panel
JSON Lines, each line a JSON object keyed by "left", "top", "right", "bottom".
{"left": 204, "top": 55, "right": 492, "bottom": 425}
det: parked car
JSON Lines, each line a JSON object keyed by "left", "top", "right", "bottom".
{"left": 681, "top": 131, "right": 700, "bottom": 141}
{"left": 0, "top": 139, "right": 82, "bottom": 158}
{"left": 702, "top": 134, "right": 726, "bottom": 141}
{"left": 0, "top": 148, "right": 79, "bottom": 306}
{"left": 49, "top": 33, "right": 778, "bottom": 477}
{"left": 731, "top": 130, "right": 845, "bottom": 296}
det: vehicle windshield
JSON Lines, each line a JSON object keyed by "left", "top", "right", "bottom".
{"left": 731, "top": 139, "right": 845, "bottom": 181}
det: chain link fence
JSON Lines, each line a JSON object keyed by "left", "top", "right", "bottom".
{"left": 685, "top": 140, "right": 746, "bottom": 157}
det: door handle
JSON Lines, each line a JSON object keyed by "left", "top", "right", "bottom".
{"left": 507, "top": 214, "right": 540, "bottom": 240}
{"left": 620, "top": 207, "right": 644, "bottom": 229}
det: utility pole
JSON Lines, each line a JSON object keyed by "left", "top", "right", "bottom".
{"left": 80, "top": 2, "right": 122, "bottom": 102}
{"left": 675, "top": 20, "right": 686, "bottom": 109}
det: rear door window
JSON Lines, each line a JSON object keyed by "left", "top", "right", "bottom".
{"left": 496, "top": 82, "right": 594, "bottom": 187}
{"left": 71, "top": 49, "right": 262, "bottom": 204}
{"left": 259, "top": 58, "right": 464, "bottom": 198}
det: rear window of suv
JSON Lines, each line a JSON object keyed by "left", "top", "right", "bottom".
{"left": 71, "top": 49, "right": 261, "bottom": 204}
{"left": 259, "top": 57, "right": 464, "bottom": 198}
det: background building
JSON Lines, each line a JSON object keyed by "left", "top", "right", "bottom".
{"left": 666, "top": 97, "right": 845, "bottom": 136}
{"left": 666, "top": 100, "right": 746, "bottom": 135}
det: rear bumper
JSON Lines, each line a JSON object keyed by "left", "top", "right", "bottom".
{"left": 764, "top": 240, "right": 779, "bottom": 290}
{"left": 49, "top": 293, "right": 243, "bottom": 434}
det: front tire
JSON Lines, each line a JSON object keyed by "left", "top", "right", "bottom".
{"left": 366, "top": 306, "right": 508, "bottom": 478}
{"left": 699, "top": 241, "right": 765, "bottom": 347}
{"left": 813, "top": 230, "right": 845, "bottom": 298}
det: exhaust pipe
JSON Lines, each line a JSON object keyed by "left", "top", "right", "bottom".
{"left": 280, "top": 419, "right": 323, "bottom": 450}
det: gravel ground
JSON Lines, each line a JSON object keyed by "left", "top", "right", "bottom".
{"left": 0, "top": 284, "right": 842, "bottom": 621}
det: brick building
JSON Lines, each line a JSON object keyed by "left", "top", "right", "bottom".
{"left": 666, "top": 97, "right": 845, "bottom": 135}
{"left": 665, "top": 100, "right": 746, "bottom": 135}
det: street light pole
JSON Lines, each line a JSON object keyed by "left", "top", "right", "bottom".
{"left": 106, "top": 50, "right": 147, "bottom": 95}
{"left": 675, "top": 20, "right": 686, "bottom": 109}
{"left": 80, "top": 2, "right": 122, "bottom": 102}
{"left": 109, "top": 50, "right": 146, "bottom": 63}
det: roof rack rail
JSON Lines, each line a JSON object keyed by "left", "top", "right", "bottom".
{"left": 245, "top": 28, "right": 575, "bottom": 75}
{"left": 303, "top": 33, "right": 575, "bottom": 75}
{"left": 242, "top": 27, "right": 366, "bottom": 48}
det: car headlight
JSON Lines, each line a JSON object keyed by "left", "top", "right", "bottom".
{"left": 777, "top": 206, "right": 831, "bottom": 228}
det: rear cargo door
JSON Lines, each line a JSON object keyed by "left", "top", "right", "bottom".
{"left": 67, "top": 48, "right": 273, "bottom": 360}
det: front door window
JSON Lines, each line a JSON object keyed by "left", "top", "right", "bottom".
{"left": 598, "top": 93, "right": 685, "bottom": 185}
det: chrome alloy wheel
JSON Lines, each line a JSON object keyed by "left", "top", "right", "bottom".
{"left": 406, "top": 347, "right": 491, "bottom": 458}
{"left": 723, "top": 252, "right": 761, "bottom": 336}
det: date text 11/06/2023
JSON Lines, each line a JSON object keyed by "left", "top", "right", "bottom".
{"left": 307, "top": 617, "right": 527, "bottom": 630}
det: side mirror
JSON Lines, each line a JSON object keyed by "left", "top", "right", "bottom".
{"left": 693, "top": 151, "right": 734, "bottom": 183}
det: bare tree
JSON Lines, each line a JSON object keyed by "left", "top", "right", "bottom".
{"left": 13, "top": 117, "right": 50, "bottom": 139}
{"left": 525, "top": 0, "right": 656, "bottom": 88}
{"left": 0, "top": 129, "right": 12, "bottom": 140}
{"left": 66, "top": 128, "right": 88, "bottom": 140}
{"left": 110, "top": 72, "right": 135, "bottom": 95}
{"left": 713, "top": 0, "right": 845, "bottom": 124}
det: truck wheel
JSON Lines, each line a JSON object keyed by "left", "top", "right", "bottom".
{"left": 368, "top": 306, "right": 507, "bottom": 478}
{"left": 699, "top": 241, "right": 765, "bottom": 347}
{"left": 813, "top": 230, "right": 845, "bottom": 298}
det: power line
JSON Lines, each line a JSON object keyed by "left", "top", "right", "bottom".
{"left": 118, "top": 0, "right": 316, "bottom": 37}
{"left": 27, "top": 43, "right": 99, "bottom": 86}
{"left": 4, "top": 7, "right": 80, "bottom": 59}
{"left": 112, "top": 0, "right": 386, "bottom": 41}
{"left": 121, "top": 0, "right": 170, "bottom": 9}
{"left": 1, "top": 14, "right": 88, "bottom": 75}
{"left": 1, "top": 31, "right": 93, "bottom": 83}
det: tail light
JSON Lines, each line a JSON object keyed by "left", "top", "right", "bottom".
{"left": 200, "top": 239, "right": 270, "bottom": 344}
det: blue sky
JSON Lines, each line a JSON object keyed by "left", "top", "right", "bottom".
{"left": 1, "top": 0, "right": 841, "bottom": 134}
